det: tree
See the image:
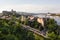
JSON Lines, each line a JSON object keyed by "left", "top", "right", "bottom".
{"left": 47, "top": 32, "right": 57, "bottom": 40}
{"left": 0, "top": 18, "right": 36, "bottom": 40}
{"left": 46, "top": 19, "right": 58, "bottom": 32}
{"left": 46, "top": 19, "right": 59, "bottom": 40}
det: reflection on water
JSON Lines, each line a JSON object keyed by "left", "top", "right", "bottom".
{"left": 34, "top": 15, "right": 60, "bottom": 25}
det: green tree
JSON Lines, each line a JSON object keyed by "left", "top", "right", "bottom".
{"left": 46, "top": 19, "right": 57, "bottom": 32}
{"left": 0, "top": 18, "right": 36, "bottom": 40}
{"left": 47, "top": 32, "right": 57, "bottom": 40}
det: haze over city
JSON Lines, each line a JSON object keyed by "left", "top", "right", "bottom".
{"left": 0, "top": 0, "right": 60, "bottom": 13}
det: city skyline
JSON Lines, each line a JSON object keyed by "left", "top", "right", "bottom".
{"left": 0, "top": 0, "right": 60, "bottom": 13}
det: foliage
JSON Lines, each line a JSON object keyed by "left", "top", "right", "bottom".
{"left": 46, "top": 19, "right": 57, "bottom": 31}
{"left": 1, "top": 15, "right": 60, "bottom": 40}
{"left": 0, "top": 16, "right": 46, "bottom": 40}
{"left": 46, "top": 19, "right": 60, "bottom": 40}
{"left": 0, "top": 18, "right": 35, "bottom": 40}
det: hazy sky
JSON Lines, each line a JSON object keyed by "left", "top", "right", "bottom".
{"left": 0, "top": 0, "right": 60, "bottom": 13}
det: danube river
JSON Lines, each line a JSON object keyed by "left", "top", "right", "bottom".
{"left": 33, "top": 15, "right": 60, "bottom": 25}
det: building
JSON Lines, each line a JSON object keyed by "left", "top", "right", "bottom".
{"left": 37, "top": 18, "right": 44, "bottom": 27}
{"left": 21, "top": 15, "right": 26, "bottom": 21}
{"left": 2, "top": 9, "right": 16, "bottom": 16}
{"left": 28, "top": 16, "right": 45, "bottom": 27}
{"left": 20, "top": 15, "right": 28, "bottom": 21}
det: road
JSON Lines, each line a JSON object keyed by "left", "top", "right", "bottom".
{"left": 21, "top": 24, "right": 48, "bottom": 38}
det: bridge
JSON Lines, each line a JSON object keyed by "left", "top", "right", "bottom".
{"left": 21, "top": 24, "right": 48, "bottom": 38}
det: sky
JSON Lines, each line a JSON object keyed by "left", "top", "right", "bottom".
{"left": 0, "top": 0, "right": 60, "bottom": 13}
